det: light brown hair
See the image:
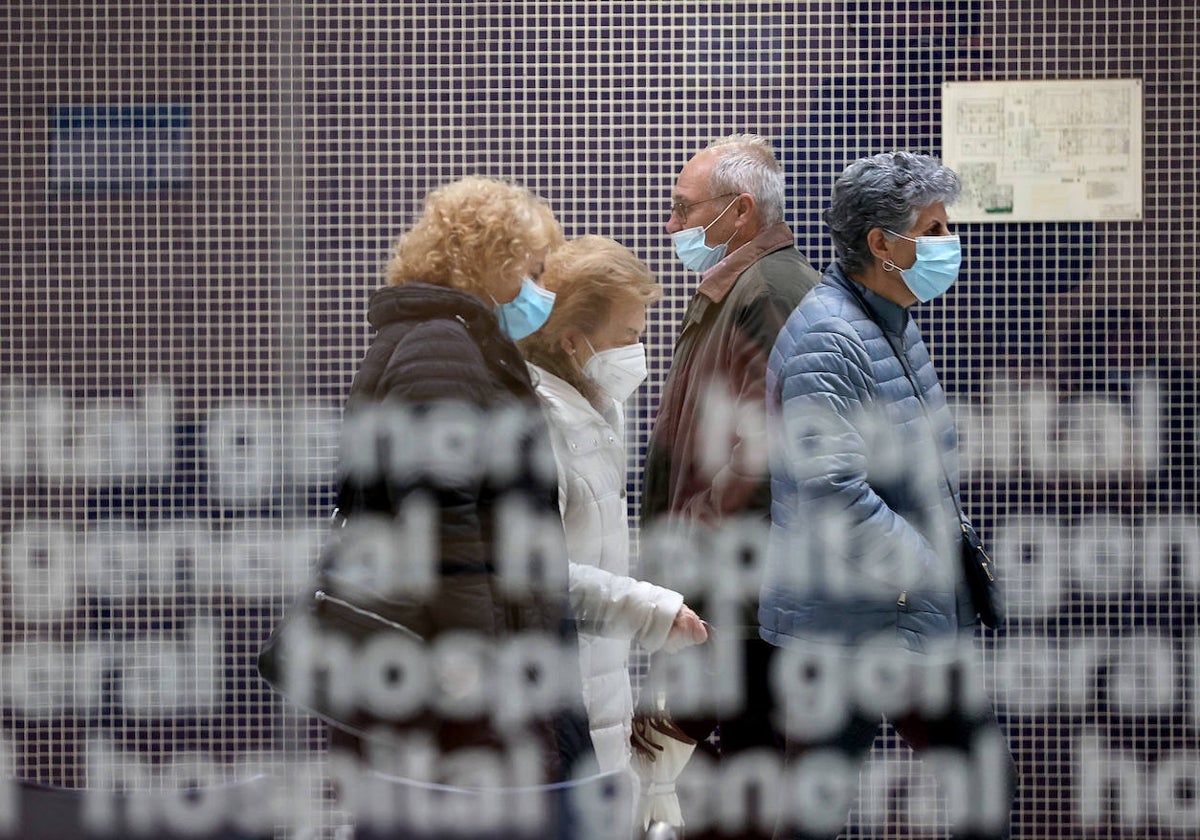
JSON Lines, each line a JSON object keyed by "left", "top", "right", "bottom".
{"left": 519, "top": 235, "right": 661, "bottom": 402}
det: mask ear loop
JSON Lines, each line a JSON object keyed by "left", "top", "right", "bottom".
{"left": 703, "top": 196, "right": 740, "bottom": 232}
{"left": 879, "top": 228, "right": 907, "bottom": 275}
{"left": 572, "top": 335, "right": 597, "bottom": 374}
{"left": 704, "top": 198, "right": 741, "bottom": 257}
{"left": 581, "top": 335, "right": 599, "bottom": 358}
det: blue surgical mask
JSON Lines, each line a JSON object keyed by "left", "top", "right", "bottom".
{"left": 671, "top": 198, "right": 738, "bottom": 273}
{"left": 493, "top": 277, "right": 556, "bottom": 340}
{"left": 885, "top": 231, "right": 962, "bottom": 302}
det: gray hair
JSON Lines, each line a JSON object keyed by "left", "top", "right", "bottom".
{"left": 823, "top": 151, "right": 962, "bottom": 275}
{"left": 704, "top": 133, "right": 786, "bottom": 227}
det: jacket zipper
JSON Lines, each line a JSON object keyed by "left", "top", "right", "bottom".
{"left": 312, "top": 589, "right": 424, "bottom": 641}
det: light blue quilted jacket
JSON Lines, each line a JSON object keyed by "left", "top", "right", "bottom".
{"left": 759, "top": 262, "right": 974, "bottom": 653}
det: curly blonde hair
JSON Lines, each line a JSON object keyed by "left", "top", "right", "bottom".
{"left": 519, "top": 235, "right": 660, "bottom": 403}
{"left": 384, "top": 176, "right": 564, "bottom": 300}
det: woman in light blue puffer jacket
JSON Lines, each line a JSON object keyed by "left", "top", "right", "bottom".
{"left": 759, "top": 152, "right": 1016, "bottom": 840}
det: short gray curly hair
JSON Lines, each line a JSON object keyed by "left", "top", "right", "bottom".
{"left": 823, "top": 151, "right": 961, "bottom": 275}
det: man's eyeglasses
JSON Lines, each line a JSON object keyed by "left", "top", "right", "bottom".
{"left": 669, "top": 192, "right": 738, "bottom": 225}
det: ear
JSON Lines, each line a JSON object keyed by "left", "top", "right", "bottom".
{"left": 866, "top": 227, "right": 893, "bottom": 263}
{"left": 559, "top": 327, "right": 583, "bottom": 359}
{"left": 733, "top": 192, "right": 755, "bottom": 222}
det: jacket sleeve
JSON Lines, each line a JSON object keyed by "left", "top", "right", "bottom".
{"left": 680, "top": 289, "right": 796, "bottom": 524}
{"left": 567, "top": 562, "right": 684, "bottom": 652}
{"left": 775, "top": 321, "right": 945, "bottom": 595}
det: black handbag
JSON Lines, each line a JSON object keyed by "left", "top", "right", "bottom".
{"left": 256, "top": 514, "right": 433, "bottom": 736}
{"left": 960, "top": 520, "right": 1004, "bottom": 628}
{"left": 257, "top": 575, "right": 426, "bottom": 687}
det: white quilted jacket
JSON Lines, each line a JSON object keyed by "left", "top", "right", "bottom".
{"left": 528, "top": 364, "right": 685, "bottom": 773}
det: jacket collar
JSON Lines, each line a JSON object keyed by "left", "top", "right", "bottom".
{"left": 366, "top": 282, "right": 498, "bottom": 335}
{"left": 366, "top": 282, "right": 535, "bottom": 397}
{"left": 827, "top": 261, "right": 909, "bottom": 337}
{"left": 528, "top": 364, "right": 614, "bottom": 422}
{"left": 696, "top": 222, "right": 797, "bottom": 304}
{"left": 526, "top": 363, "right": 621, "bottom": 432}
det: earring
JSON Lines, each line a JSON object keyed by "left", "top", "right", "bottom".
{"left": 882, "top": 259, "right": 898, "bottom": 272}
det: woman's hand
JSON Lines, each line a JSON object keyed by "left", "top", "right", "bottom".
{"left": 662, "top": 605, "right": 708, "bottom": 653}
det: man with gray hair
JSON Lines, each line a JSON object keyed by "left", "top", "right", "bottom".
{"left": 641, "top": 134, "right": 821, "bottom": 792}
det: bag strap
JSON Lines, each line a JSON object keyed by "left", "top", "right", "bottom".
{"left": 841, "top": 278, "right": 1004, "bottom": 627}
{"left": 841, "top": 278, "right": 971, "bottom": 529}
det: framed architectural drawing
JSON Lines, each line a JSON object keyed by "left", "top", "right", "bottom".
{"left": 943, "top": 78, "right": 1142, "bottom": 222}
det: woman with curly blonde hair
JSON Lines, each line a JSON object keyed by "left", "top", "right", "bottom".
{"left": 384, "top": 175, "right": 563, "bottom": 314}
{"left": 262, "top": 176, "right": 597, "bottom": 794}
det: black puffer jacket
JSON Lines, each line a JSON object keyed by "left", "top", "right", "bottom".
{"left": 327, "top": 282, "right": 592, "bottom": 779}
{"left": 339, "top": 282, "right": 565, "bottom": 625}
{"left": 350, "top": 282, "right": 539, "bottom": 415}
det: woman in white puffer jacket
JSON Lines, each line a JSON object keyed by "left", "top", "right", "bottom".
{"left": 519, "top": 236, "right": 708, "bottom": 775}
